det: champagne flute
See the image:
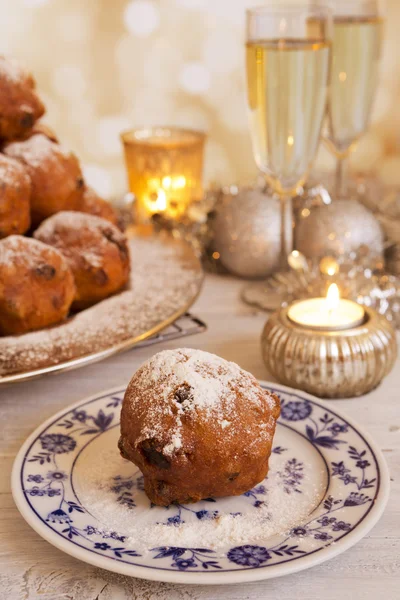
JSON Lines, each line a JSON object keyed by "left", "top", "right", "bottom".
{"left": 246, "top": 2, "right": 332, "bottom": 270}
{"left": 323, "top": 0, "right": 384, "bottom": 199}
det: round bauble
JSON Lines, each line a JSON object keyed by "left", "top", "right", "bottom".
{"left": 295, "top": 199, "right": 383, "bottom": 260}
{"left": 211, "top": 187, "right": 281, "bottom": 279}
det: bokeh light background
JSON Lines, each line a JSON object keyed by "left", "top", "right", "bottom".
{"left": 1, "top": 0, "right": 399, "bottom": 198}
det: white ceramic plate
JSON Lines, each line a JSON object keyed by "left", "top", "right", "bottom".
{"left": 12, "top": 383, "right": 389, "bottom": 584}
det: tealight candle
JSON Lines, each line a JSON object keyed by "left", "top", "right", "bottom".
{"left": 121, "top": 127, "right": 205, "bottom": 228}
{"left": 261, "top": 282, "right": 397, "bottom": 398}
{"left": 287, "top": 284, "right": 365, "bottom": 331}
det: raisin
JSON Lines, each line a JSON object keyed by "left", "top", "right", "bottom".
{"left": 94, "top": 268, "right": 108, "bottom": 285}
{"left": 5, "top": 298, "right": 19, "bottom": 315}
{"left": 52, "top": 294, "right": 64, "bottom": 309}
{"left": 35, "top": 264, "right": 56, "bottom": 280}
{"left": 21, "top": 113, "right": 34, "bottom": 129}
{"left": 156, "top": 480, "right": 167, "bottom": 493}
{"left": 102, "top": 228, "right": 128, "bottom": 260}
{"left": 174, "top": 383, "right": 193, "bottom": 404}
{"left": 76, "top": 177, "right": 84, "bottom": 189}
{"left": 139, "top": 438, "right": 170, "bottom": 470}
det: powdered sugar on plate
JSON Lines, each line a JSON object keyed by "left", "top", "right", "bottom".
{"left": 0, "top": 234, "right": 203, "bottom": 377}
{"left": 73, "top": 426, "right": 326, "bottom": 554}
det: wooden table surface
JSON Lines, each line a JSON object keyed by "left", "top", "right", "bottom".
{"left": 1, "top": 274, "right": 399, "bottom": 600}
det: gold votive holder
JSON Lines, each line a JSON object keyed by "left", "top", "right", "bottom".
{"left": 261, "top": 305, "right": 397, "bottom": 399}
{"left": 121, "top": 126, "right": 205, "bottom": 228}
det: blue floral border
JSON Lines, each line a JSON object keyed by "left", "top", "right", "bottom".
{"left": 19, "top": 385, "right": 382, "bottom": 574}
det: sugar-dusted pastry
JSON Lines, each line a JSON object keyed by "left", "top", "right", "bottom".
{"left": 4, "top": 134, "right": 84, "bottom": 225}
{"left": 119, "top": 348, "right": 280, "bottom": 506}
{"left": 0, "top": 56, "right": 45, "bottom": 141}
{"left": 76, "top": 185, "right": 119, "bottom": 227}
{"left": 0, "top": 154, "right": 31, "bottom": 238}
{"left": 0, "top": 235, "right": 75, "bottom": 335}
{"left": 34, "top": 211, "right": 130, "bottom": 310}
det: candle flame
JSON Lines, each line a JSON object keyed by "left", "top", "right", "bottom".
{"left": 173, "top": 175, "right": 186, "bottom": 189}
{"left": 162, "top": 176, "right": 172, "bottom": 189}
{"left": 326, "top": 283, "right": 340, "bottom": 312}
{"left": 154, "top": 189, "right": 167, "bottom": 211}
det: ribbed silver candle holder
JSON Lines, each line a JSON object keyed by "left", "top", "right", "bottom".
{"left": 261, "top": 305, "right": 397, "bottom": 399}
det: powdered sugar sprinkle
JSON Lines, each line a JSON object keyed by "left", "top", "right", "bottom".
{"left": 126, "top": 348, "right": 277, "bottom": 456}
{"left": 74, "top": 429, "right": 326, "bottom": 554}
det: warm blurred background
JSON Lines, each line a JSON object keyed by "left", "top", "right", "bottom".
{"left": 1, "top": 0, "right": 399, "bottom": 197}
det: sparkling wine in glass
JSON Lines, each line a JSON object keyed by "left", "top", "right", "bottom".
{"left": 246, "top": 2, "right": 332, "bottom": 269}
{"left": 323, "top": 0, "right": 384, "bottom": 199}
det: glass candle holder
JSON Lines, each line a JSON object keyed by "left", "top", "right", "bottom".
{"left": 261, "top": 304, "right": 397, "bottom": 399}
{"left": 121, "top": 127, "right": 205, "bottom": 226}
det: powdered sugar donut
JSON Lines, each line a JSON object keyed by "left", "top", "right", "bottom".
{"left": 0, "top": 235, "right": 75, "bottom": 335}
{"left": 0, "top": 56, "right": 45, "bottom": 141}
{"left": 4, "top": 134, "right": 84, "bottom": 225}
{"left": 34, "top": 211, "right": 130, "bottom": 310}
{"left": 119, "top": 348, "right": 280, "bottom": 506}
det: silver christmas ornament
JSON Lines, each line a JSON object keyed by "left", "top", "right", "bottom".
{"left": 211, "top": 186, "right": 281, "bottom": 279}
{"left": 361, "top": 188, "right": 400, "bottom": 276}
{"left": 295, "top": 199, "right": 384, "bottom": 260}
{"left": 361, "top": 185, "right": 400, "bottom": 275}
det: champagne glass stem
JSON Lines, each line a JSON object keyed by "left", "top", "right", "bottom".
{"left": 335, "top": 156, "right": 347, "bottom": 199}
{"left": 279, "top": 194, "right": 293, "bottom": 269}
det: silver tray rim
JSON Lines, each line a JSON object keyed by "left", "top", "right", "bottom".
{"left": 0, "top": 235, "right": 204, "bottom": 386}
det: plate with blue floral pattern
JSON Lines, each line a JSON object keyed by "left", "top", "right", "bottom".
{"left": 12, "top": 382, "right": 389, "bottom": 584}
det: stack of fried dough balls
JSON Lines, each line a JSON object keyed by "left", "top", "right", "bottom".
{"left": 0, "top": 56, "right": 130, "bottom": 336}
